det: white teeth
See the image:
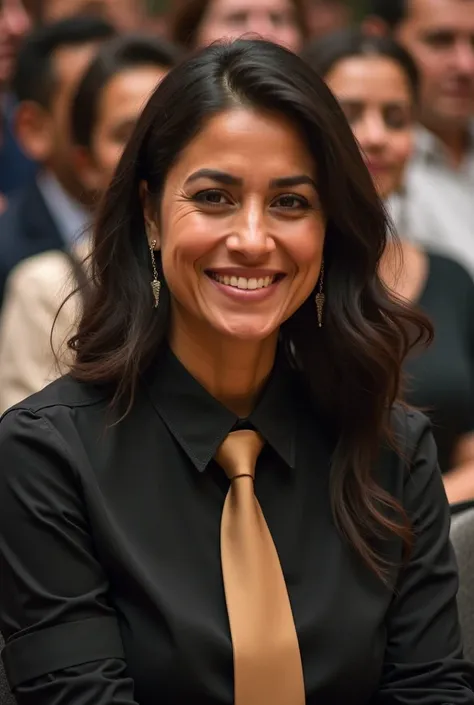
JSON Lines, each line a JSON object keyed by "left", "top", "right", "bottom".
{"left": 210, "top": 273, "right": 277, "bottom": 290}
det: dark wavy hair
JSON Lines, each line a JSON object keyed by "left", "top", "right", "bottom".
{"left": 69, "top": 39, "right": 432, "bottom": 581}
{"left": 168, "top": 0, "right": 308, "bottom": 49}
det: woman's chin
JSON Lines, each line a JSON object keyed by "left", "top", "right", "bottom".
{"left": 212, "top": 318, "right": 280, "bottom": 343}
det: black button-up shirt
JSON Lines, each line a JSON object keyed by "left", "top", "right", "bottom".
{"left": 0, "top": 347, "right": 473, "bottom": 704}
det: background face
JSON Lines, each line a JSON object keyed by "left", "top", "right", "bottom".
{"left": 86, "top": 65, "right": 168, "bottom": 192}
{"left": 396, "top": 0, "right": 474, "bottom": 130}
{"left": 326, "top": 55, "right": 414, "bottom": 200}
{"left": 47, "top": 42, "right": 100, "bottom": 194}
{"left": 194, "top": 0, "right": 302, "bottom": 52}
{"left": 153, "top": 107, "right": 325, "bottom": 348}
{"left": 0, "top": 0, "right": 30, "bottom": 87}
{"left": 39, "top": 0, "right": 145, "bottom": 31}
{"left": 304, "top": 0, "right": 351, "bottom": 38}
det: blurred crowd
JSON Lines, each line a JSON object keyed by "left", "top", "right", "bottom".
{"left": 0, "top": 0, "right": 474, "bottom": 502}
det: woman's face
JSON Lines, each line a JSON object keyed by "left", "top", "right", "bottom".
{"left": 195, "top": 0, "right": 302, "bottom": 53}
{"left": 147, "top": 108, "right": 325, "bottom": 345}
{"left": 325, "top": 55, "right": 414, "bottom": 200}
{"left": 82, "top": 65, "right": 168, "bottom": 193}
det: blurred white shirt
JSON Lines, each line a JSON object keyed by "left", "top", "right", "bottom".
{"left": 389, "top": 123, "right": 474, "bottom": 277}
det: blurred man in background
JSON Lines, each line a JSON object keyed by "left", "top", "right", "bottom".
{"left": 304, "top": 0, "right": 351, "bottom": 38}
{"left": 0, "top": 15, "right": 115, "bottom": 304}
{"left": 26, "top": 0, "right": 146, "bottom": 31}
{"left": 0, "top": 0, "right": 32, "bottom": 205}
{"left": 364, "top": 0, "right": 474, "bottom": 274}
{"left": 0, "top": 0, "right": 30, "bottom": 86}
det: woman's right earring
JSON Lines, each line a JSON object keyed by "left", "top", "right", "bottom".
{"left": 149, "top": 240, "right": 161, "bottom": 309}
{"left": 315, "top": 259, "right": 325, "bottom": 328}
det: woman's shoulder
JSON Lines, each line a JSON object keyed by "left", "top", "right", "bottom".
{"left": 384, "top": 404, "right": 442, "bottom": 503}
{"left": 0, "top": 374, "right": 109, "bottom": 437}
{"left": 390, "top": 404, "right": 432, "bottom": 454}
{"left": 0, "top": 377, "right": 113, "bottom": 516}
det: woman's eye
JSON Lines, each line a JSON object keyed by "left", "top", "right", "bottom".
{"left": 383, "top": 107, "right": 411, "bottom": 130}
{"left": 194, "top": 190, "right": 230, "bottom": 206}
{"left": 339, "top": 102, "right": 363, "bottom": 126}
{"left": 273, "top": 194, "right": 309, "bottom": 209}
{"left": 226, "top": 11, "right": 247, "bottom": 26}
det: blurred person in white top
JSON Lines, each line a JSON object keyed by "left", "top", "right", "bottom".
{"left": 364, "top": 0, "right": 474, "bottom": 276}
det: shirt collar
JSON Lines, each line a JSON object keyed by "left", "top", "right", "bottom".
{"left": 145, "top": 346, "right": 298, "bottom": 472}
{"left": 36, "top": 170, "right": 90, "bottom": 248}
{"left": 414, "top": 121, "right": 474, "bottom": 166}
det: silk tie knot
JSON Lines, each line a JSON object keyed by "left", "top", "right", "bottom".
{"left": 215, "top": 429, "right": 264, "bottom": 481}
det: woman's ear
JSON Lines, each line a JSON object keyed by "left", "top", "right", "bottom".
{"left": 15, "top": 101, "right": 53, "bottom": 162}
{"left": 139, "top": 180, "right": 161, "bottom": 249}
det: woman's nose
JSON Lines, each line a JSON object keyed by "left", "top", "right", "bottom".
{"left": 357, "top": 112, "right": 388, "bottom": 150}
{"left": 226, "top": 205, "right": 276, "bottom": 259}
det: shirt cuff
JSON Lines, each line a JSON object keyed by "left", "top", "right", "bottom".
{"left": 3, "top": 616, "right": 125, "bottom": 688}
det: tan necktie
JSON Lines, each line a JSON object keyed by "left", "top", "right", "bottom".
{"left": 216, "top": 429, "right": 305, "bottom": 705}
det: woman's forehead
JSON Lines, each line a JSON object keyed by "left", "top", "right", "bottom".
{"left": 164, "top": 108, "right": 317, "bottom": 184}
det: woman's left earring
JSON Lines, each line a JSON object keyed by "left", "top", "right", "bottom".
{"left": 315, "top": 258, "right": 325, "bottom": 328}
{"left": 149, "top": 240, "right": 161, "bottom": 309}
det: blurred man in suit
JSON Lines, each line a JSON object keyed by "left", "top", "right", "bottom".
{"left": 0, "top": 0, "right": 30, "bottom": 87}
{"left": 0, "top": 15, "right": 115, "bottom": 305}
{"left": 364, "top": 0, "right": 474, "bottom": 275}
{"left": 29, "top": 0, "right": 146, "bottom": 31}
{"left": 0, "top": 0, "right": 32, "bottom": 203}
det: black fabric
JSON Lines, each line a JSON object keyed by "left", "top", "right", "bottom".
{"left": 405, "top": 253, "right": 474, "bottom": 472}
{"left": 0, "top": 633, "right": 16, "bottom": 705}
{"left": 0, "top": 179, "right": 64, "bottom": 307}
{"left": 0, "top": 347, "right": 473, "bottom": 704}
{"left": 4, "top": 617, "right": 125, "bottom": 689}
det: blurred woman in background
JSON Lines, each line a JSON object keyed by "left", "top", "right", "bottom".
{"left": 0, "top": 33, "right": 180, "bottom": 412}
{"left": 304, "top": 30, "right": 474, "bottom": 505}
{"left": 169, "top": 0, "right": 307, "bottom": 53}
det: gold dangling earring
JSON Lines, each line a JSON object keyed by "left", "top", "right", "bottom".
{"left": 149, "top": 240, "right": 161, "bottom": 308}
{"left": 315, "top": 258, "right": 325, "bottom": 328}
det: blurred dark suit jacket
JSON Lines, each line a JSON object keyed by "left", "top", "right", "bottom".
{"left": 0, "top": 95, "right": 38, "bottom": 196}
{"left": 0, "top": 180, "right": 63, "bottom": 307}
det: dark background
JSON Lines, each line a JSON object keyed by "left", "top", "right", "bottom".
{"left": 145, "top": 0, "right": 368, "bottom": 19}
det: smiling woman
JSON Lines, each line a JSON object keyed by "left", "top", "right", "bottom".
{"left": 140, "top": 108, "right": 324, "bottom": 348}
{"left": 0, "top": 39, "right": 473, "bottom": 705}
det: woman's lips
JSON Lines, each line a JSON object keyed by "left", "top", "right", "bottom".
{"left": 365, "top": 161, "right": 390, "bottom": 175}
{"left": 205, "top": 270, "right": 286, "bottom": 302}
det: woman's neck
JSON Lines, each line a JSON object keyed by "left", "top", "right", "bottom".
{"left": 168, "top": 321, "right": 278, "bottom": 417}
